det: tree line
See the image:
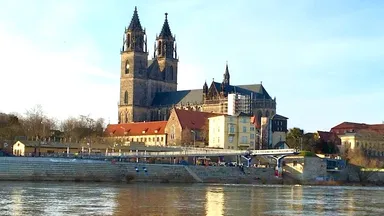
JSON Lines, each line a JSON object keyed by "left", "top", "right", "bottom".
{"left": 0, "top": 105, "right": 105, "bottom": 144}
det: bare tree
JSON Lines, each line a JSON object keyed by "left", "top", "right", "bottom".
{"left": 22, "top": 105, "right": 57, "bottom": 140}
{"left": 344, "top": 146, "right": 384, "bottom": 184}
{"left": 60, "top": 115, "right": 105, "bottom": 144}
{"left": 200, "top": 122, "right": 209, "bottom": 146}
{"left": 180, "top": 127, "right": 193, "bottom": 147}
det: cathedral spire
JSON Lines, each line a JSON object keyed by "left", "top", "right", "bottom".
{"left": 127, "top": 6, "right": 143, "bottom": 32}
{"left": 159, "top": 13, "right": 173, "bottom": 39}
{"left": 122, "top": 7, "right": 146, "bottom": 53}
{"left": 223, "top": 61, "right": 230, "bottom": 86}
{"left": 155, "top": 13, "right": 176, "bottom": 58}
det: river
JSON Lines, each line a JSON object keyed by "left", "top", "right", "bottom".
{"left": 0, "top": 182, "right": 383, "bottom": 216}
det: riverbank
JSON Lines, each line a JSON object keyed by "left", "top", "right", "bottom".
{"left": 0, "top": 157, "right": 280, "bottom": 184}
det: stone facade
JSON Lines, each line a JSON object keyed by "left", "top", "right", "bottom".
{"left": 118, "top": 8, "right": 277, "bottom": 124}
{"left": 118, "top": 8, "right": 178, "bottom": 123}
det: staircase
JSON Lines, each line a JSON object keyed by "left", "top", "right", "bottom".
{"left": 184, "top": 166, "right": 203, "bottom": 183}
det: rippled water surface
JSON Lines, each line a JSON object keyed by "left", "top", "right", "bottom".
{"left": 0, "top": 182, "right": 383, "bottom": 216}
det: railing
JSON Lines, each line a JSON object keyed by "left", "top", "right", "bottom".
{"left": 249, "top": 148, "right": 299, "bottom": 155}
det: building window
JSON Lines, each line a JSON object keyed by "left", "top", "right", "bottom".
{"left": 250, "top": 134, "right": 255, "bottom": 139}
{"left": 242, "top": 117, "right": 247, "bottom": 123}
{"left": 125, "top": 61, "right": 130, "bottom": 74}
{"left": 243, "top": 126, "right": 246, "bottom": 133}
{"left": 250, "top": 127, "right": 255, "bottom": 131}
{"left": 171, "top": 125, "right": 176, "bottom": 140}
{"left": 218, "top": 137, "right": 220, "bottom": 143}
{"left": 228, "top": 125, "right": 235, "bottom": 133}
{"left": 124, "top": 91, "right": 128, "bottom": 104}
{"left": 229, "top": 136, "right": 234, "bottom": 143}
{"left": 241, "top": 136, "right": 248, "bottom": 143}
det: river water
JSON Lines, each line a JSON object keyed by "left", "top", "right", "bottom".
{"left": 0, "top": 182, "right": 383, "bottom": 216}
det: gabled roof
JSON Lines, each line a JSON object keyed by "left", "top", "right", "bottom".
{"left": 151, "top": 89, "right": 203, "bottom": 107}
{"left": 238, "top": 84, "right": 272, "bottom": 99}
{"left": 159, "top": 13, "right": 173, "bottom": 39}
{"left": 173, "top": 109, "right": 220, "bottom": 130}
{"left": 270, "top": 114, "right": 288, "bottom": 120}
{"left": 127, "top": 7, "right": 143, "bottom": 32}
{"left": 331, "top": 122, "right": 384, "bottom": 134}
{"left": 211, "top": 81, "right": 272, "bottom": 99}
{"left": 234, "top": 112, "right": 251, "bottom": 117}
{"left": 150, "top": 82, "right": 273, "bottom": 107}
{"left": 104, "top": 121, "right": 168, "bottom": 137}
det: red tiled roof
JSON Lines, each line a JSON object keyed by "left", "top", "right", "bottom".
{"left": 174, "top": 109, "right": 221, "bottom": 130}
{"left": 104, "top": 121, "right": 168, "bottom": 137}
{"left": 331, "top": 122, "right": 384, "bottom": 134}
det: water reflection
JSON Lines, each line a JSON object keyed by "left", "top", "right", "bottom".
{"left": 205, "top": 187, "right": 224, "bottom": 216}
{"left": 0, "top": 182, "right": 384, "bottom": 216}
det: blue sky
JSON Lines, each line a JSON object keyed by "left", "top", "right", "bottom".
{"left": 0, "top": 0, "right": 383, "bottom": 132}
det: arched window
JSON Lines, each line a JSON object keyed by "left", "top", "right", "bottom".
{"left": 127, "top": 34, "right": 131, "bottom": 48}
{"left": 158, "top": 41, "right": 162, "bottom": 56}
{"left": 265, "top": 110, "right": 270, "bottom": 118}
{"left": 170, "top": 66, "right": 174, "bottom": 80}
{"left": 124, "top": 91, "right": 128, "bottom": 104}
{"left": 125, "top": 61, "right": 130, "bottom": 74}
{"left": 171, "top": 125, "right": 176, "bottom": 140}
{"left": 120, "top": 112, "right": 124, "bottom": 123}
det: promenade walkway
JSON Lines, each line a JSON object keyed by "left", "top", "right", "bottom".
{"left": 106, "top": 148, "right": 299, "bottom": 158}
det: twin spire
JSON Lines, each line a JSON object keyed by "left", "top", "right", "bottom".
{"left": 127, "top": 7, "right": 173, "bottom": 39}
{"left": 159, "top": 13, "right": 173, "bottom": 39}
{"left": 125, "top": 7, "right": 176, "bottom": 59}
{"left": 127, "top": 6, "right": 143, "bottom": 32}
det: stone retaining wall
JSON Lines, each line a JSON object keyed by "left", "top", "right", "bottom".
{"left": 0, "top": 157, "right": 276, "bottom": 184}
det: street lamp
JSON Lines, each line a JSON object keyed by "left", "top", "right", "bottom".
{"left": 191, "top": 130, "right": 196, "bottom": 165}
{"left": 191, "top": 130, "right": 196, "bottom": 148}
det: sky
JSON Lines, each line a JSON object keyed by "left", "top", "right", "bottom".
{"left": 0, "top": 0, "right": 383, "bottom": 132}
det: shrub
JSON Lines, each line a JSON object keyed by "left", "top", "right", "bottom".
{"left": 299, "top": 151, "right": 316, "bottom": 157}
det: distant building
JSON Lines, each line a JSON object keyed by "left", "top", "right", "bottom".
{"left": 104, "top": 121, "right": 168, "bottom": 146}
{"left": 12, "top": 140, "right": 109, "bottom": 156}
{"left": 337, "top": 130, "right": 384, "bottom": 157}
{"left": 208, "top": 113, "right": 257, "bottom": 150}
{"left": 260, "top": 114, "right": 289, "bottom": 149}
{"left": 330, "top": 121, "right": 384, "bottom": 156}
{"left": 118, "top": 7, "right": 276, "bottom": 125}
{"left": 165, "top": 108, "right": 220, "bottom": 147}
{"left": 331, "top": 122, "right": 384, "bottom": 135}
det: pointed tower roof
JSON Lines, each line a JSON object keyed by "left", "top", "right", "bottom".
{"left": 159, "top": 13, "right": 173, "bottom": 39}
{"left": 127, "top": 7, "right": 143, "bottom": 32}
{"left": 224, "top": 61, "right": 230, "bottom": 78}
{"left": 223, "top": 61, "right": 230, "bottom": 85}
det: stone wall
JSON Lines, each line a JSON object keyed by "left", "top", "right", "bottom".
{"left": 189, "top": 166, "right": 279, "bottom": 184}
{"left": 0, "top": 157, "right": 276, "bottom": 184}
{"left": 283, "top": 156, "right": 327, "bottom": 184}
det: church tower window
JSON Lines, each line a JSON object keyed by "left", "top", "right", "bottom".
{"left": 127, "top": 34, "right": 131, "bottom": 49}
{"left": 125, "top": 61, "right": 130, "bottom": 74}
{"left": 124, "top": 91, "right": 128, "bottom": 104}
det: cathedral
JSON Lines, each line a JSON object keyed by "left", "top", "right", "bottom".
{"left": 118, "top": 7, "right": 276, "bottom": 125}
